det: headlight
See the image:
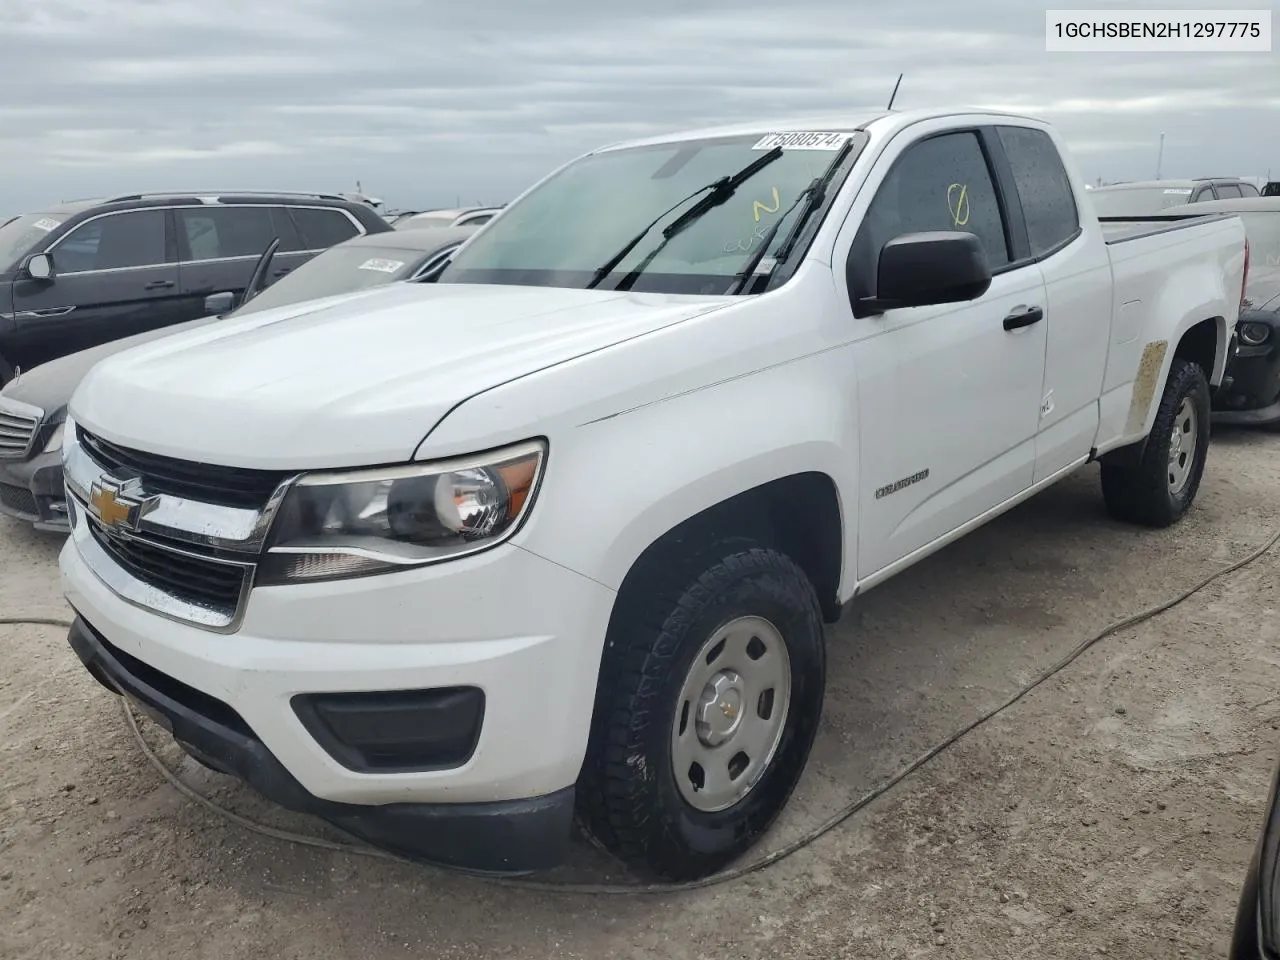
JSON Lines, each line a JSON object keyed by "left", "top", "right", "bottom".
{"left": 257, "top": 439, "right": 546, "bottom": 585}
{"left": 42, "top": 420, "right": 65, "bottom": 454}
{"left": 1240, "top": 321, "right": 1270, "bottom": 346}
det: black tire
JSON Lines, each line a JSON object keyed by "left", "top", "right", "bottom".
{"left": 577, "top": 541, "right": 825, "bottom": 881}
{"left": 1101, "top": 357, "right": 1211, "bottom": 527}
{"left": 1226, "top": 846, "right": 1262, "bottom": 960}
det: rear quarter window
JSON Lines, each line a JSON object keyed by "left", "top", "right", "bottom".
{"left": 995, "top": 126, "right": 1080, "bottom": 256}
{"left": 292, "top": 208, "right": 361, "bottom": 249}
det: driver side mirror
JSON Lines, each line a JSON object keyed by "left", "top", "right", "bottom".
{"left": 857, "top": 231, "right": 991, "bottom": 315}
{"left": 204, "top": 291, "right": 235, "bottom": 316}
{"left": 24, "top": 253, "right": 54, "bottom": 282}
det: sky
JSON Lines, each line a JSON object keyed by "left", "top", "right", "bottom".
{"left": 1, "top": 0, "right": 1276, "bottom": 214}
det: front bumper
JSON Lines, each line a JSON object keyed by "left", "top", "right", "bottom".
{"left": 0, "top": 448, "right": 67, "bottom": 531}
{"left": 60, "top": 526, "right": 617, "bottom": 873}
{"left": 69, "top": 617, "right": 575, "bottom": 875}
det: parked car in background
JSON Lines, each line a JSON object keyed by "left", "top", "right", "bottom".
{"left": 56, "top": 108, "right": 1245, "bottom": 881}
{"left": 0, "top": 226, "right": 472, "bottom": 531}
{"left": 1089, "top": 177, "right": 1261, "bottom": 216}
{"left": 0, "top": 192, "right": 391, "bottom": 386}
{"left": 1172, "top": 197, "right": 1280, "bottom": 427}
{"left": 394, "top": 206, "right": 504, "bottom": 230}
{"left": 228, "top": 224, "right": 476, "bottom": 316}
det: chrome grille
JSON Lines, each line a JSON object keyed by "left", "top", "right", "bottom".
{"left": 0, "top": 397, "right": 43, "bottom": 459}
{"left": 87, "top": 521, "right": 247, "bottom": 615}
{"left": 64, "top": 420, "right": 275, "bottom": 631}
{"left": 77, "top": 425, "right": 288, "bottom": 510}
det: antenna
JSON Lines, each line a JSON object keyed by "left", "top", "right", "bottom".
{"left": 886, "top": 74, "right": 904, "bottom": 111}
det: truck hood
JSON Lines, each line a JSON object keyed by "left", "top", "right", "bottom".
{"left": 71, "top": 282, "right": 733, "bottom": 469}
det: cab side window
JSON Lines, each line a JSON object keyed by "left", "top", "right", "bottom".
{"left": 177, "top": 207, "right": 276, "bottom": 261}
{"left": 849, "top": 131, "right": 1009, "bottom": 300}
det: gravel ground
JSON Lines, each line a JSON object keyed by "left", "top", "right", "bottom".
{"left": 3, "top": 427, "right": 1280, "bottom": 959}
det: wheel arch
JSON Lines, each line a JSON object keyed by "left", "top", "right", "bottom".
{"left": 1109, "top": 314, "right": 1226, "bottom": 466}
{"left": 1174, "top": 315, "right": 1225, "bottom": 385}
{"left": 609, "top": 471, "right": 846, "bottom": 629}
{"left": 1102, "top": 327, "right": 1216, "bottom": 472}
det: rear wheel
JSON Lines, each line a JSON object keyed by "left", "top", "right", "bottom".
{"left": 577, "top": 541, "right": 825, "bottom": 880}
{"left": 1101, "top": 357, "right": 1211, "bottom": 527}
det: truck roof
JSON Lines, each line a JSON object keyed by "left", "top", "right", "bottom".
{"left": 596, "top": 106, "right": 1051, "bottom": 152}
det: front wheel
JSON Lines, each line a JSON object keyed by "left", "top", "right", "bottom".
{"left": 576, "top": 542, "right": 826, "bottom": 881}
{"left": 1101, "top": 357, "right": 1211, "bottom": 527}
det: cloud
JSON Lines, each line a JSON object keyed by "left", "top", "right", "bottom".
{"left": 0, "top": 0, "right": 1276, "bottom": 212}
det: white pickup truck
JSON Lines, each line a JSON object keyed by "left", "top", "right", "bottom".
{"left": 58, "top": 107, "right": 1248, "bottom": 881}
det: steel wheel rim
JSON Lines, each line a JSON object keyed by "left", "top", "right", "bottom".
{"left": 1167, "top": 397, "right": 1198, "bottom": 495}
{"left": 670, "top": 615, "right": 793, "bottom": 813}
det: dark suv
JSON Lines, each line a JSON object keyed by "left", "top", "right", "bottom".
{"left": 0, "top": 192, "right": 391, "bottom": 384}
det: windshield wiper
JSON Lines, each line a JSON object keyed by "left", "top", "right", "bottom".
{"left": 587, "top": 145, "right": 784, "bottom": 291}
{"left": 586, "top": 187, "right": 718, "bottom": 290}
{"left": 727, "top": 138, "right": 855, "bottom": 295}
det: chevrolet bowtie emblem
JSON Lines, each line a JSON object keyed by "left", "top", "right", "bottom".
{"left": 88, "top": 478, "right": 158, "bottom": 533}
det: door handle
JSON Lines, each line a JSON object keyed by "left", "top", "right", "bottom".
{"left": 1003, "top": 306, "right": 1044, "bottom": 331}
{"left": 143, "top": 279, "right": 175, "bottom": 290}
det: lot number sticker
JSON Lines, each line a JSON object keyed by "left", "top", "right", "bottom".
{"left": 752, "top": 132, "right": 850, "bottom": 151}
{"left": 357, "top": 258, "right": 405, "bottom": 274}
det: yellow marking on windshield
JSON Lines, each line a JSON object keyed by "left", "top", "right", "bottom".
{"left": 752, "top": 187, "right": 781, "bottom": 222}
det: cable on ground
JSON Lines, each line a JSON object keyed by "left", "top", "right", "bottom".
{"left": 3, "top": 520, "right": 1278, "bottom": 895}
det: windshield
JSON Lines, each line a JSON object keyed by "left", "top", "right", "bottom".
{"left": 0, "top": 213, "right": 64, "bottom": 270}
{"left": 1089, "top": 187, "right": 1195, "bottom": 217}
{"left": 233, "top": 243, "right": 433, "bottom": 315}
{"left": 437, "top": 132, "right": 865, "bottom": 295}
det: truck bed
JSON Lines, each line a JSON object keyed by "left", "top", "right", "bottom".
{"left": 1099, "top": 212, "right": 1239, "bottom": 244}
{"left": 1092, "top": 209, "right": 1247, "bottom": 450}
